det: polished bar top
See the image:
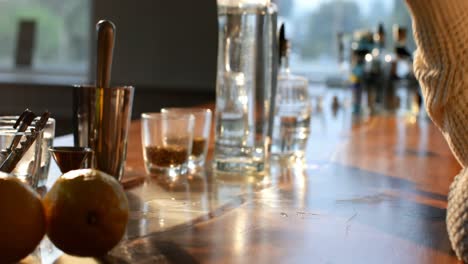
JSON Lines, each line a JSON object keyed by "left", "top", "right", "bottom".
{"left": 37, "top": 89, "right": 462, "bottom": 263}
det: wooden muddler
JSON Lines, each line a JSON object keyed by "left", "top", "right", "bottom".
{"left": 96, "top": 20, "right": 115, "bottom": 88}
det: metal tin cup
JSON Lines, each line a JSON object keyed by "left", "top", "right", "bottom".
{"left": 73, "top": 85, "right": 134, "bottom": 180}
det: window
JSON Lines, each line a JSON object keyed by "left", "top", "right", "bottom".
{"left": 0, "top": 0, "right": 90, "bottom": 75}
{"left": 275, "top": 0, "right": 414, "bottom": 83}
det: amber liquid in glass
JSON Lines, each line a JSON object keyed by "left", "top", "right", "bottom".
{"left": 145, "top": 146, "right": 188, "bottom": 167}
{"left": 191, "top": 137, "right": 206, "bottom": 157}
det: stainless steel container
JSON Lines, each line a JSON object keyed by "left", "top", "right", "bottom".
{"left": 73, "top": 85, "right": 134, "bottom": 180}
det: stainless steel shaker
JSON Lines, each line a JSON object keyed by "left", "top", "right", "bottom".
{"left": 73, "top": 85, "right": 134, "bottom": 180}
{"left": 72, "top": 20, "right": 134, "bottom": 181}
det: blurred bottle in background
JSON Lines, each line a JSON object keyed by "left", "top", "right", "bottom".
{"left": 350, "top": 30, "right": 373, "bottom": 114}
{"left": 271, "top": 24, "right": 312, "bottom": 161}
{"left": 364, "top": 23, "right": 395, "bottom": 112}
{"left": 392, "top": 24, "right": 422, "bottom": 115}
{"left": 393, "top": 25, "right": 412, "bottom": 78}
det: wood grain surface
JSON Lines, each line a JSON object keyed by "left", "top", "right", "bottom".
{"left": 39, "top": 89, "right": 463, "bottom": 263}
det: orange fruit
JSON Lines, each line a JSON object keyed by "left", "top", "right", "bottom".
{"left": 0, "top": 173, "right": 46, "bottom": 263}
{"left": 43, "top": 169, "right": 129, "bottom": 257}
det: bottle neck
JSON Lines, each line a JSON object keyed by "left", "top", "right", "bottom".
{"left": 280, "top": 53, "right": 290, "bottom": 74}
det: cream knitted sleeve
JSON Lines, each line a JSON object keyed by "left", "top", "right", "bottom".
{"left": 406, "top": 0, "right": 468, "bottom": 167}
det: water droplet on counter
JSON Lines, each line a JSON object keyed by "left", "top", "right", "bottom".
{"left": 280, "top": 212, "right": 288, "bottom": 218}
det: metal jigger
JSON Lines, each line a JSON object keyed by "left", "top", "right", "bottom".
{"left": 49, "top": 147, "right": 93, "bottom": 173}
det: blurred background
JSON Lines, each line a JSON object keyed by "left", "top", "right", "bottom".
{"left": 276, "top": 0, "right": 414, "bottom": 81}
{"left": 0, "top": 0, "right": 414, "bottom": 134}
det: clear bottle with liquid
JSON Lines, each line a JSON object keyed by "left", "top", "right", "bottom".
{"left": 271, "top": 26, "right": 311, "bottom": 159}
{"left": 214, "top": 0, "right": 278, "bottom": 174}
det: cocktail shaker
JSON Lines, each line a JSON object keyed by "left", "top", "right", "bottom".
{"left": 73, "top": 85, "right": 134, "bottom": 180}
{"left": 73, "top": 20, "right": 134, "bottom": 181}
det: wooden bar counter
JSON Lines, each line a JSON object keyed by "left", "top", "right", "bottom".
{"left": 41, "top": 90, "right": 462, "bottom": 263}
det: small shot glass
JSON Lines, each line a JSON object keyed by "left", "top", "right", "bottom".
{"left": 141, "top": 113, "right": 194, "bottom": 178}
{"left": 161, "top": 108, "right": 212, "bottom": 171}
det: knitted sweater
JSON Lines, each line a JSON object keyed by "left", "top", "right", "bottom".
{"left": 406, "top": 0, "right": 468, "bottom": 260}
{"left": 406, "top": 0, "right": 468, "bottom": 168}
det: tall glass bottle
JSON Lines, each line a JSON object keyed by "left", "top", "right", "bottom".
{"left": 214, "top": 0, "right": 277, "bottom": 174}
{"left": 271, "top": 24, "right": 311, "bottom": 159}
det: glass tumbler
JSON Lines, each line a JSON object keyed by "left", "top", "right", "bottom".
{"left": 0, "top": 117, "right": 55, "bottom": 187}
{"left": 0, "top": 127, "right": 43, "bottom": 188}
{"left": 141, "top": 113, "right": 194, "bottom": 178}
{"left": 271, "top": 75, "right": 311, "bottom": 159}
{"left": 161, "top": 108, "right": 211, "bottom": 171}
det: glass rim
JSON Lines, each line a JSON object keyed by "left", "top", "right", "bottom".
{"left": 278, "top": 75, "right": 309, "bottom": 84}
{"left": 73, "top": 84, "right": 135, "bottom": 90}
{"left": 0, "top": 116, "right": 56, "bottom": 123}
{"left": 0, "top": 129, "right": 40, "bottom": 136}
{"left": 161, "top": 107, "right": 212, "bottom": 114}
{"left": 141, "top": 112, "right": 195, "bottom": 121}
{"left": 49, "top": 146, "right": 93, "bottom": 153}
